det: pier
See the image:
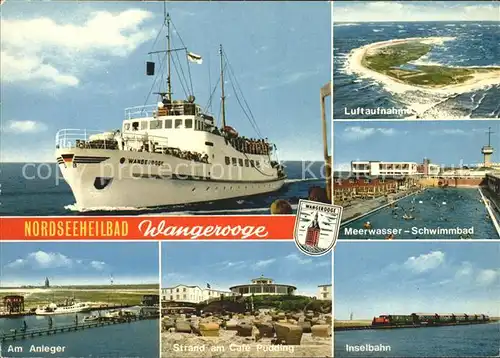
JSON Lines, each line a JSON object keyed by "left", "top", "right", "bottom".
{"left": 0, "top": 315, "right": 158, "bottom": 342}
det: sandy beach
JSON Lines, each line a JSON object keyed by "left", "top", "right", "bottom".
{"left": 345, "top": 36, "right": 500, "bottom": 95}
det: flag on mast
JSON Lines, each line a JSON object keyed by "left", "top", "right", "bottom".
{"left": 187, "top": 52, "right": 203, "bottom": 64}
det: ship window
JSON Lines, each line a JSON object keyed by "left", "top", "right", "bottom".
{"left": 250, "top": 160, "right": 255, "bottom": 167}
{"left": 132, "top": 122, "right": 139, "bottom": 130}
{"left": 195, "top": 120, "right": 200, "bottom": 130}
{"left": 175, "top": 119, "right": 183, "bottom": 128}
{"left": 231, "top": 158, "right": 237, "bottom": 166}
{"left": 225, "top": 156, "right": 230, "bottom": 165}
{"left": 140, "top": 121, "right": 148, "bottom": 130}
{"left": 124, "top": 123, "right": 130, "bottom": 131}
{"left": 238, "top": 159, "right": 243, "bottom": 166}
{"left": 244, "top": 159, "right": 249, "bottom": 167}
{"left": 185, "top": 119, "right": 193, "bottom": 128}
{"left": 205, "top": 141, "right": 214, "bottom": 147}
{"left": 165, "top": 119, "right": 172, "bottom": 129}
{"left": 150, "top": 120, "right": 163, "bottom": 130}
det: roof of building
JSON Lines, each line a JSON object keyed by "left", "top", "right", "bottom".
{"left": 229, "top": 283, "right": 297, "bottom": 290}
{"left": 162, "top": 284, "right": 232, "bottom": 292}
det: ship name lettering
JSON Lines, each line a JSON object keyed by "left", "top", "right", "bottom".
{"left": 138, "top": 220, "right": 269, "bottom": 239}
{"left": 128, "top": 159, "right": 164, "bottom": 166}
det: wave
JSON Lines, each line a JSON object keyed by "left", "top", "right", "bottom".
{"left": 64, "top": 203, "right": 151, "bottom": 212}
{"left": 139, "top": 204, "right": 299, "bottom": 216}
{"left": 334, "top": 23, "right": 359, "bottom": 27}
{"left": 285, "top": 178, "right": 322, "bottom": 184}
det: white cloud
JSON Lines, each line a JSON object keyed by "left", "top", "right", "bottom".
{"left": 253, "top": 259, "right": 276, "bottom": 269}
{"left": 342, "top": 126, "right": 397, "bottom": 141}
{"left": 90, "top": 261, "right": 106, "bottom": 271}
{"left": 285, "top": 253, "right": 313, "bottom": 265}
{"left": 333, "top": 2, "right": 499, "bottom": 22}
{"left": 403, "top": 251, "right": 445, "bottom": 273}
{"left": 4, "top": 251, "right": 107, "bottom": 271}
{"left": 1, "top": 9, "right": 156, "bottom": 88}
{"left": 5, "top": 251, "right": 73, "bottom": 269}
{"left": 225, "top": 261, "right": 247, "bottom": 269}
{"left": 430, "top": 129, "right": 469, "bottom": 136}
{"left": 2, "top": 120, "right": 48, "bottom": 134}
{"left": 455, "top": 261, "right": 473, "bottom": 278}
{"left": 476, "top": 269, "right": 499, "bottom": 286}
{"left": 163, "top": 272, "right": 187, "bottom": 283}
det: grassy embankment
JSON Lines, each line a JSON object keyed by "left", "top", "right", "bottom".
{"left": 361, "top": 41, "right": 500, "bottom": 87}
{"left": 0, "top": 284, "right": 159, "bottom": 309}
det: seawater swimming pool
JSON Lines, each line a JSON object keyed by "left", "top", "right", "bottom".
{"left": 339, "top": 188, "right": 499, "bottom": 239}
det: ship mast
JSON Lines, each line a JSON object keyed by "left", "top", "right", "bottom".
{"left": 166, "top": 12, "right": 172, "bottom": 101}
{"left": 220, "top": 44, "right": 226, "bottom": 128}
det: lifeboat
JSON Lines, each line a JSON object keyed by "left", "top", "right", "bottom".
{"left": 223, "top": 126, "right": 239, "bottom": 137}
{"left": 88, "top": 131, "right": 116, "bottom": 141}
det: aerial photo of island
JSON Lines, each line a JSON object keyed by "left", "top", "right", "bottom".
{"left": 0, "top": 242, "right": 159, "bottom": 357}
{"left": 1, "top": 1, "right": 331, "bottom": 216}
{"left": 334, "top": 120, "right": 500, "bottom": 239}
{"left": 333, "top": 1, "right": 500, "bottom": 119}
{"left": 334, "top": 242, "right": 500, "bottom": 357}
{"left": 161, "top": 241, "right": 332, "bottom": 357}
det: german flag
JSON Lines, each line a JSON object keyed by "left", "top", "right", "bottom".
{"left": 61, "top": 154, "right": 74, "bottom": 167}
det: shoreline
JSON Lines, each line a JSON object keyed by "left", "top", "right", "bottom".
{"left": 345, "top": 36, "right": 500, "bottom": 95}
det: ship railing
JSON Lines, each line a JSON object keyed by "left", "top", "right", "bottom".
{"left": 125, "top": 103, "right": 209, "bottom": 119}
{"left": 56, "top": 129, "right": 170, "bottom": 152}
{"left": 55, "top": 129, "right": 108, "bottom": 149}
{"left": 124, "top": 104, "right": 158, "bottom": 119}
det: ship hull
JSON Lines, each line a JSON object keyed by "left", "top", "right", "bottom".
{"left": 56, "top": 148, "right": 285, "bottom": 210}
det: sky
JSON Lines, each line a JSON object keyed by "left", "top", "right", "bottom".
{"left": 162, "top": 241, "right": 332, "bottom": 298}
{"left": 0, "top": 242, "right": 159, "bottom": 286}
{"left": 333, "top": 120, "right": 500, "bottom": 169}
{"left": 0, "top": 1, "right": 330, "bottom": 162}
{"left": 334, "top": 241, "right": 500, "bottom": 320}
{"left": 332, "top": 1, "right": 499, "bottom": 22}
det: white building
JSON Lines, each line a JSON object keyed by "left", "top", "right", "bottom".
{"left": 427, "top": 164, "right": 441, "bottom": 176}
{"left": 317, "top": 284, "right": 332, "bottom": 300}
{"left": 351, "top": 161, "right": 419, "bottom": 177}
{"left": 161, "top": 284, "right": 235, "bottom": 304}
{"left": 229, "top": 276, "right": 297, "bottom": 296}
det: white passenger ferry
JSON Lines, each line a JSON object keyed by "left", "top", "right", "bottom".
{"left": 35, "top": 302, "right": 92, "bottom": 315}
{"left": 55, "top": 13, "right": 286, "bottom": 210}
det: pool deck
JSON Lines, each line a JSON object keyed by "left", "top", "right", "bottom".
{"left": 340, "top": 189, "right": 423, "bottom": 226}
